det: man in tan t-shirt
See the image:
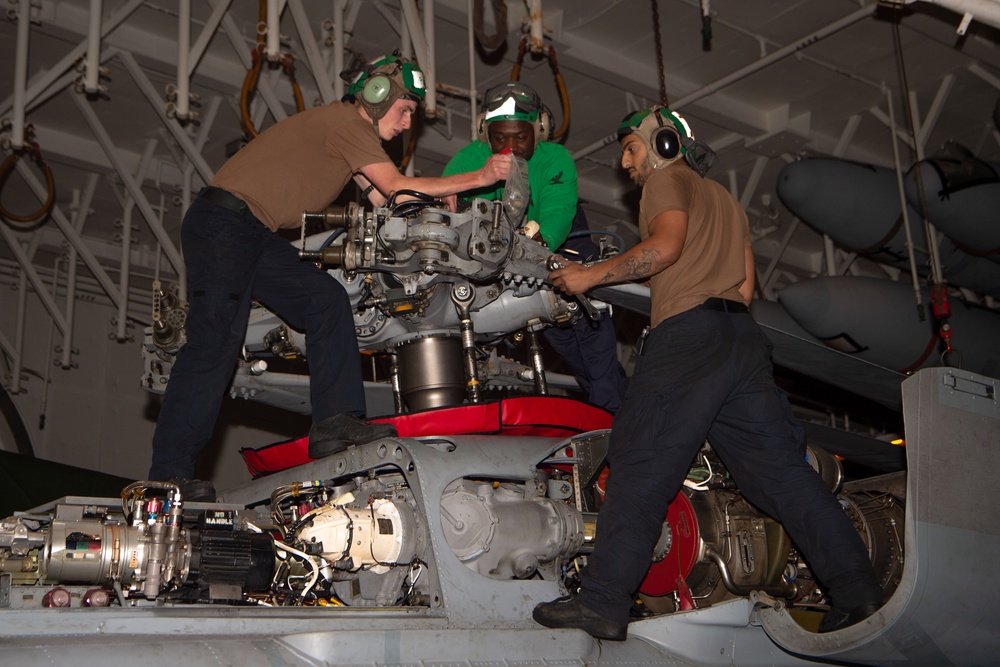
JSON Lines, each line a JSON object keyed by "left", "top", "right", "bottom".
{"left": 149, "top": 55, "right": 511, "bottom": 499}
{"left": 534, "top": 107, "right": 883, "bottom": 639}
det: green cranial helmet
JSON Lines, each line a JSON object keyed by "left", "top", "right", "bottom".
{"left": 477, "top": 81, "right": 551, "bottom": 144}
{"left": 346, "top": 53, "right": 426, "bottom": 125}
{"left": 617, "top": 106, "right": 715, "bottom": 176}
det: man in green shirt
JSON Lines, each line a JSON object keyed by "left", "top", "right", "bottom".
{"left": 443, "top": 82, "right": 627, "bottom": 412}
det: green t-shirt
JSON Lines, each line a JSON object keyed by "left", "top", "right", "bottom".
{"left": 442, "top": 140, "right": 578, "bottom": 250}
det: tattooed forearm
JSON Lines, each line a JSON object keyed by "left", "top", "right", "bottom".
{"left": 597, "top": 247, "right": 663, "bottom": 285}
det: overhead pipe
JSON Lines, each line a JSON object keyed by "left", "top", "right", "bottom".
{"left": 9, "top": 273, "right": 28, "bottom": 393}
{"left": 188, "top": 0, "right": 232, "bottom": 76}
{"left": 906, "top": 90, "right": 946, "bottom": 287}
{"left": 0, "top": 326, "right": 18, "bottom": 385}
{"left": 332, "top": 0, "right": 346, "bottom": 101}
{"left": 174, "top": 0, "right": 191, "bottom": 120}
{"left": 116, "top": 201, "right": 137, "bottom": 341}
{"left": 10, "top": 0, "right": 31, "bottom": 149}
{"left": 266, "top": 0, "right": 281, "bottom": 62}
{"left": 885, "top": 85, "right": 925, "bottom": 314}
{"left": 467, "top": 0, "right": 478, "bottom": 141}
{"left": 424, "top": 0, "right": 437, "bottom": 115}
{"left": 84, "top": 0, "right": 103, "bottom": 94}
{"left": 215, "top": 0, "right": 288, "bottom": 122}
{"left": 759, "top": 218, "right": 800, "bottom": 296}
{"left": 916, "top": 73, "right": 955, "bottom": 152}
{"left": 61, "top": 176, "right": 99, "bottom": 369}
{"left": 117, "top": 52, "right": 214, "bottom": 184}
{"left": 0, "top": 0, "right": 144, "bottom": 119}
{"left": 71, "top": 93, "right": 184, "bottom": 276}
{"left": 114, "top": 139, "right": 157, "bottom": 342}
{"left": 401, "top": 0, "right": 437, "bottom": 115}
{"left": 0, "top": 259, "right": 156, "bottom": 324}
{"left": 525, "top": 0, "right": 544, "bottom": 52}
{"left": 0, "top": 223, "right": 70, "bottom": 336}
{"left": 572, "top": 4, "right": 874, "bottom": 162}
{"left": 287, "top": 0, "right": 336, "bottom": 104}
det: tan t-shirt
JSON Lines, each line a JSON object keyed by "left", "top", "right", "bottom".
{"left": 640, "top": 161, "right": 750, "bottom": 327}
{"left": 211, "top": 102, "right": 392, "bottom": 231}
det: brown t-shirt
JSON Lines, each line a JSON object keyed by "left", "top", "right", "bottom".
{"left": 640, "top": 161, "right": 750, "bottom": 327}
{"left": 211, "top": 102, "right": 392, "bottom": 231}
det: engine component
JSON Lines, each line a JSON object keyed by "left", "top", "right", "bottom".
{"left": 440, "top": 479, "right": 584, "bottom": 579}
{"left": 0, "top": 435, "right": 904, "bottom": 626}
{"left": 395, "top": 336, "right": 466, "bottom": 411}
{"left": 293, "top": 497, "right": 416, "bottom": 574}
{"left": 142, "top": 196, "right": 584, "bottom": 411}
{"left": 0, "top": 484, "right": 274, "bottom": 606}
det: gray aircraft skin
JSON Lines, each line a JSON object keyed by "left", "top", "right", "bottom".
{"left": 1, "top": 366, "right": 997, "bottom": 666}
{"left": 3, "top": 198, "right": 998, "bottom": 665}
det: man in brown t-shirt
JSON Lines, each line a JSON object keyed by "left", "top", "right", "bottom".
{"left": 149, "top": 55, "right": 511, "bottom": 499}
{"left": 535, "top": 107, "right": 883, "bottom": 639}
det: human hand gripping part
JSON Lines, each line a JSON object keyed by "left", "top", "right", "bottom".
{"left": 548, "top": 259, "right": 601, "bottom": 296}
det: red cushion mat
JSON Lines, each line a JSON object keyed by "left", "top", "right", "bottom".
{"left": 240, "top": 396, "right": 612, "bottom": 478}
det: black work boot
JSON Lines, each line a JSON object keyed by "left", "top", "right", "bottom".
{"left": 166, "top": 478, "right": 216, "bottom": 503}
{"left": 532, "top": 595, "right": 628, "bottom": 641}
{"left": 817, "top": 601, "right": 881, "bottom": 633}
{"left": 308, "top": 414, "right": 397, "bottom": 459}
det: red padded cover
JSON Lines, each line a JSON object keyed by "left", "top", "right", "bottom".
{"left": 239, "top": 396, "right": 612, "bottom": 478}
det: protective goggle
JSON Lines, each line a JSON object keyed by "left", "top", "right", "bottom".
{"left": 482, "top": 83, "right": 541, "bottom": 123}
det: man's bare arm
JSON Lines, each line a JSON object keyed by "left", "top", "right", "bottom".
{"left": 360, "top": 154, "right": 511, "bottom": 201}
{"left": 548, "top": 209, "right": 688, "bottom": 295}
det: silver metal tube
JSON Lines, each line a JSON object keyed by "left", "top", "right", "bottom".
{"left": 175, "top": 0, "right": 191, "bottom": 118}
{"left": 10, "top": 0, "right": 31, "bottom": 149}
{"left": 84, "top": 0, "right": 104, "bottom": 94}
{"left": 528, "top": 329, "right": 548, "bottom": 395}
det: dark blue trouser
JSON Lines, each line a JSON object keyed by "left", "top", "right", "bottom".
{"left": 543, "top": 310, "right": 627, "bottom": 414}
{"left": 149, "top": 195, "right": 364, "bottom": 480}
{"left": 578, "top": 305, "right": 882, "bottom": 624}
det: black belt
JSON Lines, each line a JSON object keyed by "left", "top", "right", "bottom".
{"left": 200, "top": 186, "right": 249, "bottom": 215}
{"left": 697, "top": 297, "right": 749, "bottom": 314}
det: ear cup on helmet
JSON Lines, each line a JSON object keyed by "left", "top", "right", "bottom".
{"left": 476, "top": 112, "right": 488, "bottom": 143}
{"left": 536, "top": 106, "right": 552, "bottom": 143}
{"left": 362, "top": 74, "right": 392, "bottom": 105}
{"left": 651, "top": 126, "right": 681, "bottom": 160}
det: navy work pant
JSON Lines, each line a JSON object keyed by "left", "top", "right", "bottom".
{"left": 543, "top": 310, "right": 627, "bottom": 414}
{"left": 149, "top": 194, "right": 364, "bottom": 481}
{"left": 579, "top": 305, "right": 882, "bottom": 624}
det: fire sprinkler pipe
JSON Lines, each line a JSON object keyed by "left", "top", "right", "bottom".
{"left": 176, "top": 0, "right": 191, "bottom": 119}
{"left": 11, "top": 0, "right": 31, "bottom": 149}
{"left": 85, "top": 0, "right": 103, "bottom": 94}
{"left": 266, "top": 0, "right": 281, "bottom": 62}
